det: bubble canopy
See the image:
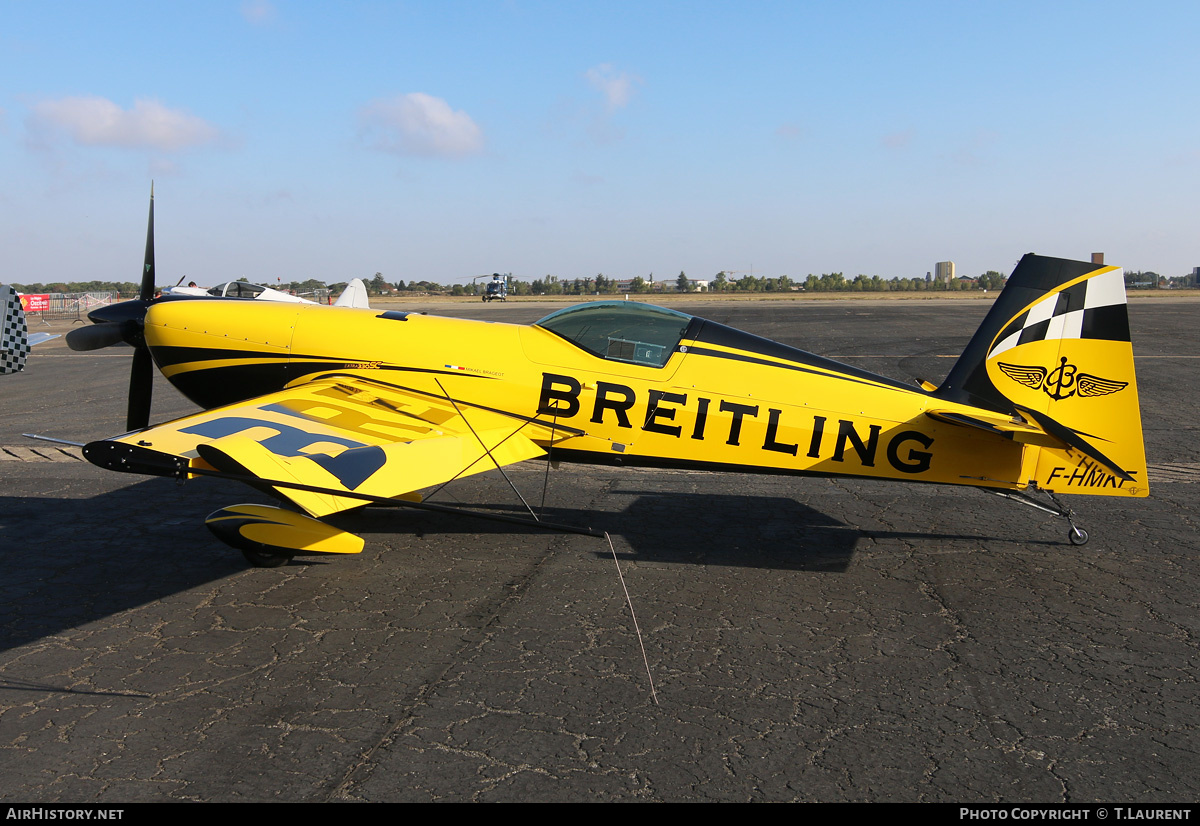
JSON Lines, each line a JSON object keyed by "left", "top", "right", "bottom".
{"left": 535, "top": 301, "right": 695, "bottom": 368}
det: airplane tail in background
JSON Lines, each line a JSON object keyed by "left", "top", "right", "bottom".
{"left": 933, "top": 254, "right": 1147, "bottom": 497}
{"left": 1, "top": 285, "right": 32, "bottom": 375}
{"left": 333, "top": 278, "right": 370, "bottom": 309}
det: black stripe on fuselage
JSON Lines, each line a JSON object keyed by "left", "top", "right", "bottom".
{"left": 681, "top": 345, "right": 909, "bottom": 391}
{"left": 683, "top": 319, "right": 921, "bottom": 394}
{"left": 150, "top": 344, "right": 301, "bottom": 368}
{"left": 168, "top": 362, "right": 296, "bottom": 408}
{"left": 152, "top": 344, "right": 498, "bottom": 380}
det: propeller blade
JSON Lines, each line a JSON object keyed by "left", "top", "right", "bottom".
{"left": 127, "top": 345, "right": 153, "bottom": 431}
{"left": 139, "top": 182, "right": 155, "bottom": 302}
{"left": 66, "top": 323, "right": 126, "bottom": 352}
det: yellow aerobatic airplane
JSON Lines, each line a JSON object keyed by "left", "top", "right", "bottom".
{"left": 67, "top": 191, "right": 1147, "bottom": 566}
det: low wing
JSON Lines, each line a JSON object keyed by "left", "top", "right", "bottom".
{"left": 83, "top": 375, "right": 580, "bottom": 517}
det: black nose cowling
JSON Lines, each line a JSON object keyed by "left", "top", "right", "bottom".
{"left": 67, "top": 299, "right": 152, "bottom": 352}
{"left": 87, "top": 298, "right": 151, "bottom": 328}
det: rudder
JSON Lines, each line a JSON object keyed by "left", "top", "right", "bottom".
{"left": 1, "top": 285, "right": 32, "bottom": 375}
{"left": 934, "top": 254, "right": 1147, "bottom": 498}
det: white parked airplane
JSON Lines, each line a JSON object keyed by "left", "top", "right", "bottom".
{"left": 164, "top": 278, "right": 370, "bottom": 309}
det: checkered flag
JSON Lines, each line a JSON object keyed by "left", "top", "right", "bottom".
{"left": 988, "top": 268, "right": 1130, "bottom": 359}
{"left": 1, "top": 285, "right": 31, "bottom": 374}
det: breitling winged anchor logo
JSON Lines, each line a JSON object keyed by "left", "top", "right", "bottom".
{"left": 998, "top": 357, "right": 1128, "bottom": 401}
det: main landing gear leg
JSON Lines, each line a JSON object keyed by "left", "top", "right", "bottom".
{"left": 983, "top": 486, "right": 1088, "bottom": 546}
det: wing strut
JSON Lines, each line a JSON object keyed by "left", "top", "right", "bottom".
{"left": 538, "top": 410, "right": 562, "bottom": 518}
{"left": 427, "top": 378, "right": 541, "bottom": 520}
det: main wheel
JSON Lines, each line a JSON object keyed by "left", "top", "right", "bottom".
{"left": 1068, "top": 526, "right": 1089, "bottom": 546}
{"left": 242, "top": 549, "right": 292, "bottom": 568}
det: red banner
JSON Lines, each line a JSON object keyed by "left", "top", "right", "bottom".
{"left": 19, "top": 294, "right": 50, "bottom": 312}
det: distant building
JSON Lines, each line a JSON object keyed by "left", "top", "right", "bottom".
{"left": 1092, "top": 253, "right": 1105, "bottom": 266}
{"left": 935, "top": 261, "right": 955, "bottom": 286}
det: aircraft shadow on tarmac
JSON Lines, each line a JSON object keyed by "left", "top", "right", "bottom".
{"left": 341, "top": 492, "right": 861, "bottom": 572}
{"left": 343, "top": 488, "right": 1038, "bottom": 570}
{"left": 0, "top": 474, "right": 1033, "bottom": 655}
{"left": 0, "top": 477, "right": 248, "bottom": 654}
{"left": 566, "top": 489, "right": 1042, "bottom": 568}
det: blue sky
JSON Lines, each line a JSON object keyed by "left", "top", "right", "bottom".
{"left": 3, "top": 1, "right": 1198, "bottom": 287}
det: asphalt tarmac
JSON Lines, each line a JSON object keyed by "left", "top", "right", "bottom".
{"left": 1, "top": 298, "right": 1196, "bottom": 802}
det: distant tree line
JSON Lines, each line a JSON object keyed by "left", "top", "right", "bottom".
{"left": 35, "top": 265, "right": 1200, "bottom": 299}
{"left": 364, "top": 268, "right": 1013, "bottom": 296}
{"left": 1125, "top": 270, "right": 1197, "bottom": 289}
{"left": 5, "top": 271, "right": 1006, "bottom": 297}
{"left": 8, "top": 280, "right": 144, "bottom": 296}
{"left": 785, "top": 270, "right": 1009, "bottom": 293}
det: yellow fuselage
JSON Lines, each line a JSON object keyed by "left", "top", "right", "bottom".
{"left": 142, "top": 299, "right": 1142, "bottom": 497}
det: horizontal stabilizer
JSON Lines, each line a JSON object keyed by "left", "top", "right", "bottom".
{"left": 925, "top": 409, "right": 1060, "bottom": 446}
{"left": 1014, "top": 404, "right": 1134, "bottom": 482}
{"left": 926, "top": 406, "right": 1133, "bottom": 482}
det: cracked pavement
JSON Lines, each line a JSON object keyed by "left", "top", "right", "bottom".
{"left": 1, "top": 298, "right": 1196, "bottom": 801}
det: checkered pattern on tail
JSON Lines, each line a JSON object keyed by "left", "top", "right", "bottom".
{"left": 1, "top": 285, "right": 31, "bottom": 374}
{"left": 988, "top": 268, "right": 1128, "bottom": 359}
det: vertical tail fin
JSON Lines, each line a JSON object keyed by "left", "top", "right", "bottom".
{"left": 935, "top": 254, "right": 1147, "bottom": 497}
{"left": 1, "top": 285, "right": 32, "bottom": 375}
{"left": 333, "top": 278, "right": 371, "bottom": 309}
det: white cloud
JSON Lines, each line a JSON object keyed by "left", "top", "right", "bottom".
{"left": 359, "top": 93, "right": 484, "bottom": 158}
{"left": 241, "top": 0, "right": 276, "bottom": 25}
{"left": 585, "top": 64, "right": 640, "bottom": 111}
{"left": 29, "top": 96, "right": 220, "bottom": 151}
